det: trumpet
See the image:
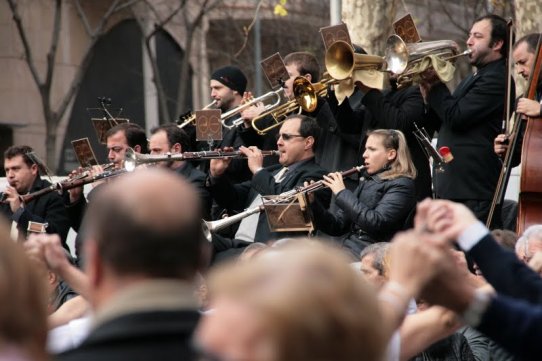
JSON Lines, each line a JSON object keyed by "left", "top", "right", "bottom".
{"left": 177, "top": 101, "right": 217, "bottom": 129}
{"left": 202, "top": 165, "right": 365, "bottom": 240}
{"left": 124, "top": 147, "right": 280, "bottom": 171}
{"left": 250, "top": 75, "right": 335, "bottom": 135}
{"left": 325, "top": 40, "right": 387, "bottom": 81}
{"left": 220, "top": 88, "right": 284, "bottom": 130}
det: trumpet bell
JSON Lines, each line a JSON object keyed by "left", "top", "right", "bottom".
{"left": 325, "top": 40, "right": 385, "bottom": 80}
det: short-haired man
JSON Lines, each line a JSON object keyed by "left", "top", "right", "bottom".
{"left": 104, "top": 122, "right": 148, "bottom": 169}
{"left": 208, "top": 114, "right": 330, "bottom": 262}
{"left": 0, "top": 145, "right": 70, "bottom": 247}
{"left": 66, "top": 123, "right": 148, "bottom": 254}
{"left": 149, "top": 124, "right": 212, "bottom": 220}
{"left": 57, "top": 169, "right": 207, "bottom": 361}
{"left": 494, "top": 33, "right": 541, "bottom": 163}
{"left": 420, "top": 14, "right": 513, "bottom": 227}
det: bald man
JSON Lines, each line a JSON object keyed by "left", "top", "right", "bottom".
{"left": 57, "top": 169, "right": 208, "bottom": 361}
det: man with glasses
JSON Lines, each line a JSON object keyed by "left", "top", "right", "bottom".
{"left": 207, "top": 114, "right": 330, "bottom": 262}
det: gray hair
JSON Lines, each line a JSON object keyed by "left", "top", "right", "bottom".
{"left": 359, "top": 243, "right": 390, "bottom": 276}
{"left": 517, "top": 225, "right": 542, "bottom": 258}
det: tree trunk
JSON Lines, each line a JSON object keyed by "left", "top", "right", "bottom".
{"left": 514, "top": 0, "right": 542, "bottom": 38}
{"left": 341, "top": 0, "right": 400, "bottom": 55}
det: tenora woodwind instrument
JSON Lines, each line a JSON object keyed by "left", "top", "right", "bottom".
{"left": 202, "top": 165, "right": 365, "bottom": 241}
{"left": 124, "top": 148, "right": 280, "bottom": 172}
{"left": 0, "top": 168, "right": 126, "bottom": 205}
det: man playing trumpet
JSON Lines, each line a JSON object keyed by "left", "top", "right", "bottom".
{"left": 419, "top": 14, "right": 512, "bottom": 228}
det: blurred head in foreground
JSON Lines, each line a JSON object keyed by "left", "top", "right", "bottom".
{"left": 0, "top": 220, "right": 48, "bottom": 361}
{"left": 195, "top": 240, "right": 386, "bottom": 361}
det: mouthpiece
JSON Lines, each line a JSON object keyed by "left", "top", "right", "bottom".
{"left": 439, "top": 146, "right": 454, "bottom": 163}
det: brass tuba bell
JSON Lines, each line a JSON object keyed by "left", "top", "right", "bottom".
{"left": 324, "top": 40, "right": 386, "bottom": 80}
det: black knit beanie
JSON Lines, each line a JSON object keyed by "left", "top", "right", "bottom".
{"left": 211, "top": 66, "right": 247, "bottom": 94}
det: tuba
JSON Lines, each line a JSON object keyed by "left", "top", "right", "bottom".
{"left": 325, "top": 40, "right": 387, "bottom": 81}
{"left": 385, "top": 35, "right": 471, "bottom": 85}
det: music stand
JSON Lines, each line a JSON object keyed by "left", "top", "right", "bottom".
{"left": 262, "top": 193, "right": 314, "bottom": 233}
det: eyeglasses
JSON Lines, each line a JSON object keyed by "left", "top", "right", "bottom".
{"left": 276, "top": 133, "right": 305, "bottom": 141}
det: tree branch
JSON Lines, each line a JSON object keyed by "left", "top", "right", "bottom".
{"left": 234, "top": 0, "right": 264, "bottom": 58}
{"left": 45, "top": 0, "right": 62, "bottom": 91}
{"left": 56, "top": 0, "right": 141, "bottom": 121}
{"left": 6, "top": 0, "right": 43, "bottom": 86}
{"left": 73, "top": 0, "right": 92, "bottom": 36}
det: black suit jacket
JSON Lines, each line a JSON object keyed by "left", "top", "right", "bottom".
{"left": 175, "top": 162, "right": 212, "bottom": 220}
{"left": 468, "top": 233, "right": 542, "bottom": 303}
{"left": 428, "top": 58, "right": 513, "bottom": 200}
{"left": 210, "top": 158, "right": 331, "bottom": 244}
{"left": 478, "top": 294, "right": 542, "bottom": 361}
{"left": 0, "top": 177, "right": 70, "bottom": 248}
{"left": 56, "top": 310, "right": 200, "bottom": 361}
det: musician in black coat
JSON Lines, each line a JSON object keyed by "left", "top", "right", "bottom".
{"left": 207, "top": 115, "right": 331, "bottom": 262}
{"left": 420, "top": 14, "right": 513, "bottom": 227}
{"left": 0, "top": 145, "right": 70, "bottom": 248}
{"left": 149, "top": 124, "right": 212, "bottom": 220}
{"left": 311, "top": 129, "right": 417, "bottom": 260}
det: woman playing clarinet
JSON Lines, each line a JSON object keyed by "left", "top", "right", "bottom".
{"left": 311, "top": 129, "right": 417, "bottom": 260}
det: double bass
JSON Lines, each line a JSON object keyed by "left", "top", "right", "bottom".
{"left": 517, "top": 37, "right": 542, "bottom": 234}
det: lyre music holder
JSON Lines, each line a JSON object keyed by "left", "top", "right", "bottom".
{"left": 262, "top": 193, "right": 314, "bottom": 233}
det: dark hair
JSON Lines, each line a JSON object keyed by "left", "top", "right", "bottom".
{"left": 474, "top": 14, "right": 508, "bottom": 56}
{"left": 4, "top": 145, "right": 34, "bottom": 168}
{"left": 82, "top": 171, "right": 205, "bottom": 279}
{"left": 491, "top": 229, "right": 518, "bottom": 251}
{"left": 360, "top": 243, "right": 389, "bottom": 276}
{"left": 150, "top": 123, "right": 191, "bottom": 151}
{"left": 105, "top": 123, "right": 148, "bottom": 154}
{"left": 287, "top": 114, "right": 321, "bottom": 151}
{"left": 514, "top": 33, "right": 541, "bottom": 54}
{"left": 284, "top": 52, "right": 320, "bottom": 82}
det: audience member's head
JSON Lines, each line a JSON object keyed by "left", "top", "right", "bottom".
{"left": 238, "top": 242, "right": 268, "bottom": 262}
{"left": 81, "top": 168, "right": 208, "bottom": 309}
{"left": 491, "top": 229, "right": 518, "bottom": 251}
{"left": 359, "top": 242, "right": 390, "bottom": 290}
{"left": 515, "top": 225, "right": 542, "bottom": 263}
{"left": 0, "top": 220, "right": 48, "bottom": 361}
{"left": 196, "top": 240, "right": 386, "bottom": 361}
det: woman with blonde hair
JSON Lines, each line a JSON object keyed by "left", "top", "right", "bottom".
{"left": 0, "top": 221, "right": 49, "bottom": 361}
{"left": 311, "top": 129, "right": 417, "bottom": 259}
{"left": 195, "top": 240, "right": 387, "bottom": 361}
